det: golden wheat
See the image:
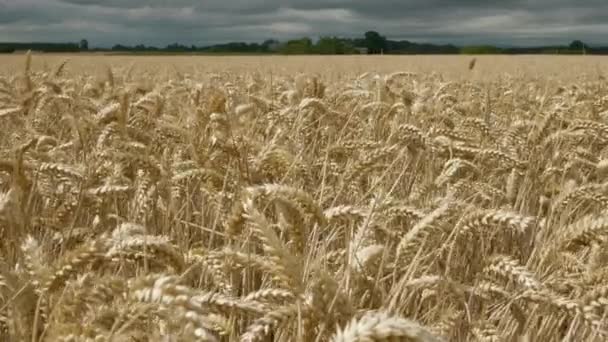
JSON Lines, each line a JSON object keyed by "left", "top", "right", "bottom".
{"left": 0, "top": 54, "right": 607, "bottom": 341}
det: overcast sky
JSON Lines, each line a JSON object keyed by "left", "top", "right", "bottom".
{"left": 1, "top": 0, "right": 607, "bottom": 47}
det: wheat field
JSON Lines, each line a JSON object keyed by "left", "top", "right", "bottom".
{"left": 1, "top": 52, "right": 608, "bottom": 341}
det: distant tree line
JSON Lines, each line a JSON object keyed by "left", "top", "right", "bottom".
{"left": 106, "top": 38, "right": 357, "bottom": 54}
{"left": 2, "top": 33, "right": 608, "bottom": 55}
{"left": 0, "top": 42, "right": 80, "bottom": 53}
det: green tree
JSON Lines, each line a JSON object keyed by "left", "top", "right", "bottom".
{"left": 569, "top": 40, "right": 588, "bottom": 53}
{"left": 281, "top": 37, "right": 313, "bottom": 54}
{"left": 79, "top": 39, "right": 89, "bottom": 50}
{"left": 364, "top": 31, "right": 387, "bottom": 54}
{"left": 315, "top": 36, "right": 354, "bottom": 54}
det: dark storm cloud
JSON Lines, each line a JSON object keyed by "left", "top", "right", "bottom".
{"left": 1, "top": 0, "right": 607, "bottom": 47}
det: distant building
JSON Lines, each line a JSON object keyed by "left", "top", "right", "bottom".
{"left": 355, "top": 47, "right": 369, "bottom": 55}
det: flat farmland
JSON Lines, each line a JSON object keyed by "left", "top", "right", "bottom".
{"left": 1, "top": 53, "right": 608, "bottom": 341}
{"left": 1, "top": 54, "right": 608, "bottom": 80}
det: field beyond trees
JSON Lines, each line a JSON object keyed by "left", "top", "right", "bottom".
{"left": 1, "top": 54, "right": 608, "bottom": 341}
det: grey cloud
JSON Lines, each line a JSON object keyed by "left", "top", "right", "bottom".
{"left": 0, "top": 0, "right": 607, "bottom": 47}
